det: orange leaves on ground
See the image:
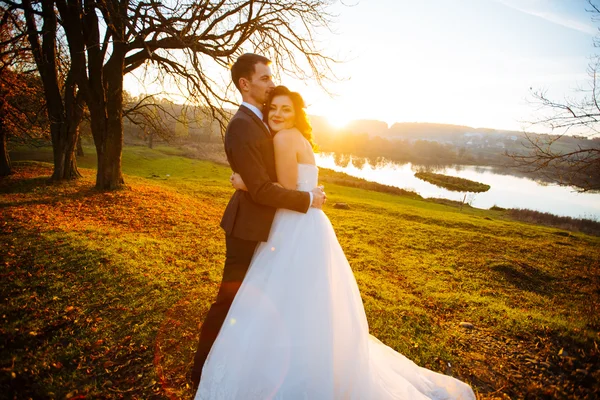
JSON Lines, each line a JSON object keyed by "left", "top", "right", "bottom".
{"left": 0, "top": 164, "right": 226, "bottom": 399}
{"left": 1, "top": 164, "right": 222, "bottom": 239}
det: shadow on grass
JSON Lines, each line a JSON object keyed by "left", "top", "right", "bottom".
{"left": 0, "top": 162, "right": 78, "bottom": 196}
{"left": 488, "top": 260, "right": 555, "bottom": 295}
{"left": 0, "top": 163, "right": 119, "bottom": 202}
{"left": 9, "top": 150, "right": 54, "bottom": 163}
{"left": 0, "top": 176, "right": 52, "bottom": 194}
{"left": 0, "top": 178, "right": 103, "bottom": 211}
{"left": 0, "top": 227, "right": 195, "bottom": 399}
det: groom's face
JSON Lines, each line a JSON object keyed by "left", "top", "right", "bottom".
{"left": 246, "top": 62, "right": 275, "bottom": 105}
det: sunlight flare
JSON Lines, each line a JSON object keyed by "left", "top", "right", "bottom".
{"left": 326, "top": 112, "right": 350, "bottom": 129}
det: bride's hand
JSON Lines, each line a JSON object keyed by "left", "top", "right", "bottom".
{"left": 230, "top": 172, "right": 248, "bottom": 191}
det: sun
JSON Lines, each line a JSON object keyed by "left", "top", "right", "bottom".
{"left": 326, "top": 112, "right": 350, "bottom": 129}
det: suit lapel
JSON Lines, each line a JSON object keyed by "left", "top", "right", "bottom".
{"left": 239, "top": 105, "right": 272, "bottom": 139}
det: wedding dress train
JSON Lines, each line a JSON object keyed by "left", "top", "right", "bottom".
{"left": 196, "top": 164, "right": 475, "bottom": 399}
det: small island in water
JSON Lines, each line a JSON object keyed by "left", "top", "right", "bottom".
{"left": 415, "top": 171, "right": 491, "bottom": 192}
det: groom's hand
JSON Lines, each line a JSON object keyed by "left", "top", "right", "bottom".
{"left": 310, "top": 187, "right": 326, "bottom": 209}
{"left": 230, "top": 172, "right": 248, "bottom": 191}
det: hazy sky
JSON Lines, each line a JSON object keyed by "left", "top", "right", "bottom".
{"left": 123, "top": 0, "right": 599, "bottom": 132}
{"left": 289, "top": 0, "right": 598, "bottom": 131}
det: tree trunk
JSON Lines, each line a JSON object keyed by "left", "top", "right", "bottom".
{"left": 92, "top": 110, "right": 124, "bottom": 190}
{"left": 94, "top": 47, "right": 125, "bottom": 190}
{"left": 57, "top": 0, "right": 126, "bottom": 190}
{"left": 148, "top": 128, "right": 153, "bottom": 149}
{"left": 49, "top": 84, "right": 83, "bottom": 181}
{"left": 76, "top": 134, "right": 84, "bottom": 157}
{"left": 0, "top": 120, "right": 12, "bottom": 177}
{"left": 24, "top": 0, "right": 80, "bottom": 181}
{"left": 51, "top": 121, "right": 81, "bottom": 180}
{"left": 73, "top": 93, "right": 85, "bottom": 160}
{"left": 95, "top": 134, "right": 124, "bottom": 190}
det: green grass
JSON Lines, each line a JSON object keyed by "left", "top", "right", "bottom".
{"left": 1, "top": 145, "right": 599, "bottom": 399}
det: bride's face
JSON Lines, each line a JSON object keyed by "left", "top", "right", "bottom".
{"left": 268, "top": 95, "right": 296, "bottom": 132}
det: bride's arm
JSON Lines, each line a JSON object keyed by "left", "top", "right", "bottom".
{"left": 229, "top": 129, "right": 297, "bottom": 192}
{"left": 272, "top": 130, "right": 298, "bottom": 190}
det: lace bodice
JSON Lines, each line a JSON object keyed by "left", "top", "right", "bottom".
{"left": 297, "top": 163, "right": 319, "bottom": 192}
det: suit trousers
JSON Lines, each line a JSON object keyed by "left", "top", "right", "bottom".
{"left": 190, "top": 234, "right": 258, "bottom": 390}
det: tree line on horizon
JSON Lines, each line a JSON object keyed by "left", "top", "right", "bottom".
{"left": 97, "top": 99, "right": 597, "bottom": 191}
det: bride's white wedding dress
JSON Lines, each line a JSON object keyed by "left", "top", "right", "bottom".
{"left": 196, "top": 164, "right": 476, "bottom": 399}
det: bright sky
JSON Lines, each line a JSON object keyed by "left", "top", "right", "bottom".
{"left": 124, "top": 0, "right": 598, "bottom": 132}
{"left": 289, "top": 0, "right": 598, "bottom": 131}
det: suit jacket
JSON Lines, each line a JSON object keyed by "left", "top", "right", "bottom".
{"left": 220, "top": 105, "right": 311, "bottom": 242}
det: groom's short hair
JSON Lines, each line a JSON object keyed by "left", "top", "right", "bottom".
{"left": 231, "top": 53, "right": 271, "bottom": 92}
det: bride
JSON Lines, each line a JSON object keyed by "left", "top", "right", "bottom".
{"left": 195, "top": 86, "right": 476, "bottom": 399}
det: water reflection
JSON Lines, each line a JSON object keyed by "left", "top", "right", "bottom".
{"left": 316, "top": 152, "right": 600, "bottom": 219}
{"left": 333, "top": 153, "right": 351, "bottom": 168}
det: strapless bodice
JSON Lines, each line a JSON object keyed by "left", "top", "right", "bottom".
{"left": 297, "top": 163, "right": 319, "bottom": 192}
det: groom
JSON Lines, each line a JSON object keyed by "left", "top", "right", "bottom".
{"left": 190, "top": 53, "right": 326, "bottom": 389}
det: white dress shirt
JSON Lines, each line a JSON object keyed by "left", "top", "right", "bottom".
{"left": 241, "top": 101, "right": 265, "bottom": 121}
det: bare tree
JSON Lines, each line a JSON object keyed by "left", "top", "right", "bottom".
{"left": 513, "top": 0, "right": 600, "bottom": 192}
{"left": 123, "top": 93, "right": 175, "bottom": 148}
{"left": 0, "top": 6, "right": 48, "bottom": 176}
{"left": 11, "top": 0, "right": 337, "bottom": 190}
{"left": 2, "top": 0, "right": 85, "bottom": 180}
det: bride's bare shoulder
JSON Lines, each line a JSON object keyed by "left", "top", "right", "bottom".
{"left": 273, "top": 128, "right": 303, "bottom": 144}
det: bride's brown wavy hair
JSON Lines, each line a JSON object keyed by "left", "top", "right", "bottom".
{"left": 263, "top": 85, "right": 315, "bottom": 148}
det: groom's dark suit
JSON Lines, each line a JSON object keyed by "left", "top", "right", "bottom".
{"left": 191, "top": 104, "right": 311, "bottom": 388}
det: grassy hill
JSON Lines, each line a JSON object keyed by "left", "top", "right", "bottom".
{"left": 1, "top": 145, "right": 599, "bottom": 399}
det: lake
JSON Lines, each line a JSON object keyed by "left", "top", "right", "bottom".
{"left": 315, "top": 152, "right": 600, "bottom": 220}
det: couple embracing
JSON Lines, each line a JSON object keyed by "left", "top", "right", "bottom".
{"left": 190, "top": 53, "right": 476, "bottom": 399}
